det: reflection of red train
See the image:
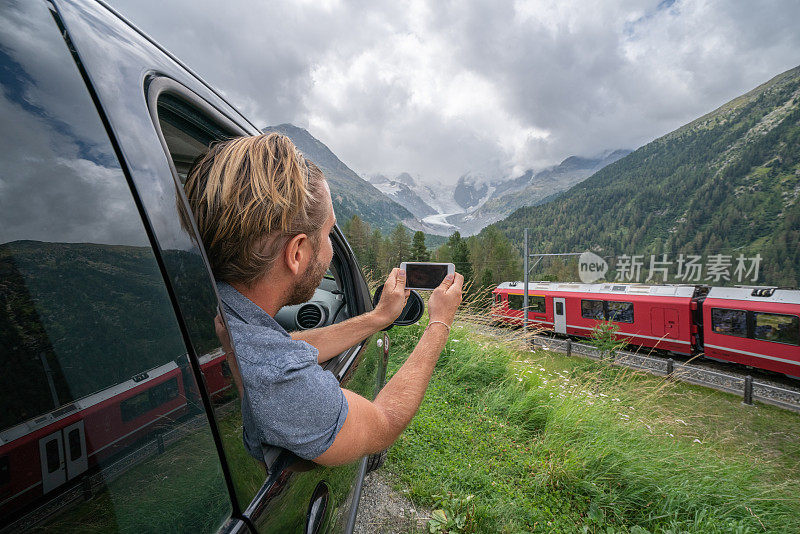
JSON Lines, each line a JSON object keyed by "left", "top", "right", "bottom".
{"left": 0, "top": 351, "right": 230, "bottom": 519}
{"left": 492, "top": 282, "right": 800, "bottom": 377}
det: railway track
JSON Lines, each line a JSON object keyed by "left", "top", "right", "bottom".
{"left": 473, "top": 323, "right": 800, "bottom": 413}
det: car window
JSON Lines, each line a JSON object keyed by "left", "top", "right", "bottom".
{"left": 0, "top": 2, "right": 231, "bottom": 530}
{"left": 153, "top": 90, "right": 282, "bottom": 508}
{"left": 151, "top": 88, "right": 380, "bottom": 531}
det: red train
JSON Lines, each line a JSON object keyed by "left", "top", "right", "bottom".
{"left": 0, "top": 351, "right": 231, "bottom": 520}
{"left": 491, "top": 282, "right": 800, "bottom": 377}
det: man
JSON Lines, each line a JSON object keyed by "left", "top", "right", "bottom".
{"left": 185, "top": 133, "right": 462, "bottom": 466}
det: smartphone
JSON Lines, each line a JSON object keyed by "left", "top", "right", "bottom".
{"left": 400, "top": 262, "right": 455, "bottom": 290}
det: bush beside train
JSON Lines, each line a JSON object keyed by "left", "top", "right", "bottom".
{"left": 491, "top": 282, "right": 800, "bottom": 377}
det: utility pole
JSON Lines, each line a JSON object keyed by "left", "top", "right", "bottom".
{"left": 520, "top": 228, "right": 583, "bottom": 338}
{"left": 523, "top": 229, "right": 529, "bottom": 335}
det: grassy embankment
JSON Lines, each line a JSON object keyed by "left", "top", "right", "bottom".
{"left": 383, "top": 315, "right": 800, "bottom": 533}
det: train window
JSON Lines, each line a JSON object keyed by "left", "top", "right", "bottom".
{"left": 608, "top": 301, "right": 634, "bottom": 323}
{"left": 0, "top": 3, "right": 230, "bottom": 529}
{"left": 711, "top": 308, "right": 748, "bottom": 338}
{"left": 68, "top": 430, "right": 81, "bottom": 462}
{"left": 529, "top": 296, "right": 546, "bottom": 313}
{"left": 753, "top": 313, "right": 800, "bottom": 346}
{"left": 581, "top": 300, "right": 605, "bottom": 320}
{"left": 508, "top": 294, "right": 524, "bottom": 310}
{"left": 45, "top": 440, "right": 60, "bottom": 474}
{"left": 507, "top": 295, "right": 545, "bottom": 312}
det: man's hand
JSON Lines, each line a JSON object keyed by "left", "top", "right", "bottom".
{"left": 427, "top": 272, "right": 463, "bottom": 327}
{"left": 314, "top": 271, "right": 464, "bottom": 467}
{"left": 372, "top": 267, "right": 411, "bottom": 329}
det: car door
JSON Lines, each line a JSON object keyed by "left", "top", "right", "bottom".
{"left": 0, "top": 2, "right": 243, "bottom": 532}
{"left": 51, "top": 2, "right": 385, "bottom": 531}
{"left": 145, "top": 84, "right": 385, "bottom": 534}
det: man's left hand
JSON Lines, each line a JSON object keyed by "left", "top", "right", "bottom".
{"left": 373, "top": 268, "right": 411, "bottom": 329}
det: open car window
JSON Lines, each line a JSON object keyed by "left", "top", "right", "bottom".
{"left": 151, "top": 86, "right": 269, "bottom": 510}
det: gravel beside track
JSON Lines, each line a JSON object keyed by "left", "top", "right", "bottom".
{"left": 353, "top": 471, "right": 430, "bottom": 534}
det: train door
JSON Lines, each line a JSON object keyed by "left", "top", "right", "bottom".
{"left": 38, "top": 422, "right": 89, "bottom": 495}
{"left": 651, "top": 308, "right": 680, "bottom": 339}
{"left": 63, "top": 421, "right": 88, "bottom": 481}
{"left": 39, "top": 432, "right": 66, "bottom": 494}
{"left": 553, "top": 298, "right": 567, "bottom": 334}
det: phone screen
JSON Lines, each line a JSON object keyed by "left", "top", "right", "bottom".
{"left": 406, "top": 263, "right": 448, "bottom": 289}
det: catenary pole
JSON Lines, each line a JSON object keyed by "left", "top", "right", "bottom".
{"left": 523, "top": 228, "right": 528, "bottom": 335}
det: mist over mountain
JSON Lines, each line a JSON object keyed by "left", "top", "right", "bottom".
{"left": 365, "top": 172, "right": 438, "bottom": 219}
{"left": 449, "top": 149, "right": 631, "bottom": 235}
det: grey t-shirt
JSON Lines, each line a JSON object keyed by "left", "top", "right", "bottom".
{"left": 217, "top": 282, "right": 349, "bottom": 461}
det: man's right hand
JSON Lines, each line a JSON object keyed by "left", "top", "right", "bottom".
{"left": 427, "top": 272, "right": 464, "bottom": 327}
{"left": 314, "top": 270, "right": 465, "bottom": 467}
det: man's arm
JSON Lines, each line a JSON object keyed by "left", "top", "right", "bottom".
{"left": 313, "top": 272, "right": 463, "bottom": 466}
{"left": 292, "top": 268, "right": 410, "bottom": 363}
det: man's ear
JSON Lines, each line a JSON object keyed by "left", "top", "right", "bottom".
{"left": 283, "top": 233, "right": 309, "bottom": 275}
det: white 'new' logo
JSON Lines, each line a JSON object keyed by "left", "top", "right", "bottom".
{"left": 579, "top": 251, "right": 608, "bottom": 283}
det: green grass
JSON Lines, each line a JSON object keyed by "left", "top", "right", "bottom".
{"left": 384, "top": 322, "right": 800, "bottom": 533}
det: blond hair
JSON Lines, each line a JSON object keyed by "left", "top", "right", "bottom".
{"left": 184, "top": 133, "right": 328, "bottom": 285}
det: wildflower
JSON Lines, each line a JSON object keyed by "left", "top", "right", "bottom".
{"left": 693, "top": 439, "right": 702, "bottom": 444}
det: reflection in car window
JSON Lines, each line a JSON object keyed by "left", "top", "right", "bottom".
{"left": 155, "top": 92, "right": 269, "bottom": 509}
{"left": 0, "top": 2, "right": 230, "bottom": 530}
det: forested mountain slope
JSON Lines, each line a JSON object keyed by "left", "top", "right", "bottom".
{"left": 490, "top": 65, "right": 800, "bottom": 286}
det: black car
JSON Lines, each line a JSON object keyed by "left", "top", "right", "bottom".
{"left": 0, "top": 1, "right": 418, "bottom": 531}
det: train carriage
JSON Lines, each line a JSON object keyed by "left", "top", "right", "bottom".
{"left": 493, "top": 281, "right": 800, "bottom": 378}
{"left": 492, "top": 282, "right": 698, "bottom": 355}
{"left": 703, "top": 287, "right": 800, "bottom": 376}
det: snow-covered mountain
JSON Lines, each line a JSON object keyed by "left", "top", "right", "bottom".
{"left": 365, "top": 149, "right": 630, "bottom": 236}
{"left": 450, "top": 149, "right": 632, "bottom": 235}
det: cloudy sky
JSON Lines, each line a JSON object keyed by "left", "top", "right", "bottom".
{"left": 109, "top": 0, "right": 800, "bottom": 184}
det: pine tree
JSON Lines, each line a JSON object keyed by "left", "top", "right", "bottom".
{"left": 343, "top": 215, "right": 369, "bottom": 264}
{"left": 448, "top": 231, "right": 473, "bottom": 283}
{"left": 387, "top": 224, "right": 411, "bottom": 272}
{"left": 365, "top": 228, "right": 383, "bottom": 276}
{"left": 480, "top": 268, "right": 494, "bottom": 288}
{"left": 411, "top": 231, "right": 429, "bottom": 262}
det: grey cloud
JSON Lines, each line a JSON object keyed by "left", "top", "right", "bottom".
{"left": 108, "top": 0, "right": 800, "bottom": 183}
